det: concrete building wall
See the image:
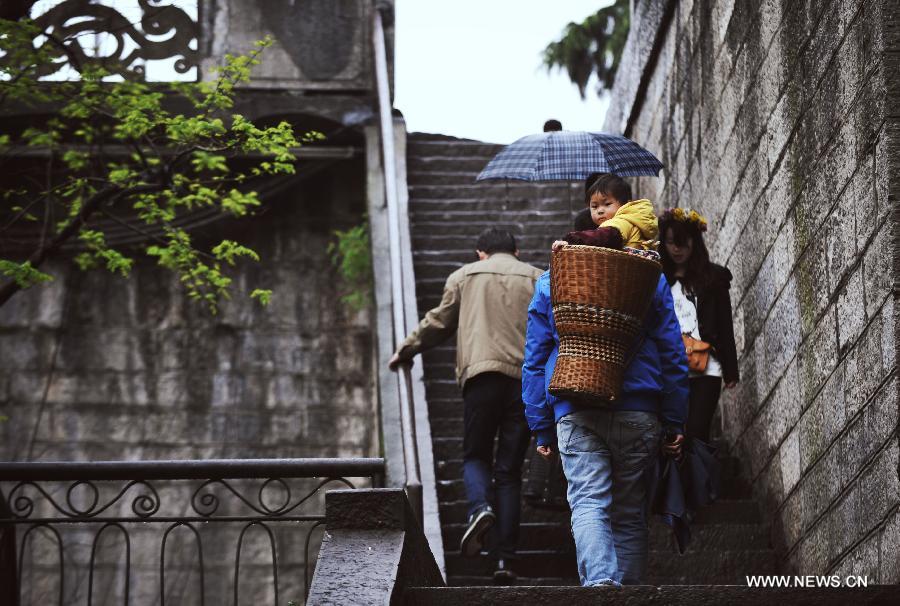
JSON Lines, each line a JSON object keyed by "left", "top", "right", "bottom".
{"left": 0, "top": 161, "right": 377, "bottom": 604}
{"left": 605, "top": 0, "right": 898, "bottom": 580}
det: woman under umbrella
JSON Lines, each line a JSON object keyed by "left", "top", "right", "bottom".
{"left": 658, "top": 209, "right": 740, "bottom": 443}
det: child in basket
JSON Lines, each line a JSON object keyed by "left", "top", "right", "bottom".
{"left": 552, "top": 173, "right": 659, "bottom": 253}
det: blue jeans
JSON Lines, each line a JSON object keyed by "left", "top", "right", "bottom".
{"left": 557, "top": 409, "right": 661, "bottom": 586}
{"left": 462, "top": 372, "right": 531, "bottom": 559}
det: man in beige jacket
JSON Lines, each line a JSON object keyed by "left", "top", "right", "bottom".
{"left": 389, "top": 228, "right": 543, "bottom": 582}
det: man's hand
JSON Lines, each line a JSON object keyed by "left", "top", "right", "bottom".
{"left": 388, "top": 352, "right": 410, "bottom": 371}
{"left": 724, "top": 381, "right": 737, "bottom": 389}
{"left": 662, "top": 433, "right": 684, "bottom": 458}
{"left": 536, "top": 445, "right": 555, "bottom": 459}
{"left": 551, "top": 240, "right": 568, "bottom": 252}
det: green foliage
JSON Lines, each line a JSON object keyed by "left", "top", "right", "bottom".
{"left": 0, "top": 26, "right": 311, "bottom": 312}
{"left": 327, "top": 222, "right": 373, "bottom": 312}
{"left": 250, "top": 288, "right": 272, "bottom": 306}
{"left": 542, "top": 0, "right": 630, "bottom": 98}
{"left": 0, "top": 260, "right": 53, "bottom": 288}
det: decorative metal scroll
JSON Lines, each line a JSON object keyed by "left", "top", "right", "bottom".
{"left": 29, "top": 0, "right": 199, "bottom": 80}
{"left": 0, "top": 459, "right": 383, "bottom": 606}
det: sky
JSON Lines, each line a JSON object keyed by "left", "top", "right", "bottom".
{"left": 394, "top": 0, "right": 614, "bottom": 145}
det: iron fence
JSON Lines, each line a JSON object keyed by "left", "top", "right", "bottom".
{"left": 0, "top": 458, "right": 384, "bottom": 606}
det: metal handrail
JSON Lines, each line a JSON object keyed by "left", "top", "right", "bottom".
{"left": 0, "top": 458, "right": 385, "bottom": 482}
{"left": 0, "top": 457, "right": 385, "bottom": 604}
{"left": 372, "top": 2, "right": 424, "bottom": 524}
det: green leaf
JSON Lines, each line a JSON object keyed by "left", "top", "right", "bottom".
{"left": 0, "top": 260, "right": 54, "bottom": 289}
{"left": 250, "top": 289, "right": 272, "bottom": 306}
{"left": 212, "top": 240, "right": 260, "bottom": 265}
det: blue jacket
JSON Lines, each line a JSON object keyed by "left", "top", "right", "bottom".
{"left": 522, "top": 271, "right": 689, "bottom": 447}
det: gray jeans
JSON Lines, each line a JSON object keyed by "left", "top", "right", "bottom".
{"left": 557, "top": 409, "right": 661, "bottom": 585}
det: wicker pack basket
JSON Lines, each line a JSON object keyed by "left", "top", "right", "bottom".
{"left": 549, "top": 245, "right": 662, "bottom": 403}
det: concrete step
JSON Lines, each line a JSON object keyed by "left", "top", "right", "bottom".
{"left": 409, "top": 219, "right": 572, "bottom": 239}
{"left": 445, "top": 549, "right": 575, "bottom": 579}
{"left": 438, "top": 498, "right": 763, "bottom": 526}
{"left": 407, "top": 140, "right": 503, "bottom": 158}
{"left": 443, "top": 575, "right": 576, "bottom": 587}
{"left": 443, "top": 547, "right": 778, "bottom": 584}
{"left": 441, "top": 520, "right": 771, "bottom": 553}
{"left": 435, "top": 467, "right": 752, "bottom": 501}
{"left": 408, "top": 183, "right": 576, "bottom": 200}
{"left": 404, "top": 585, "right": 899, "bottom": 605}
{"left": 407, "top": 171, "right": 483, "bottom": 186}
{"left": 410, "top": 233, "right": 557, "bottom": 256}
{"left": 440, "top": 499, "right": 571, "bottom": 524}
{"left": 407, "top": 156, "right": 494, "bottom": 173}
{"left": 411, "top": 208, "right": 573, "bottom": 224}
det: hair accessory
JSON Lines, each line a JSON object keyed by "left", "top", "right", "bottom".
{"left": 662, "top": 207, "right": 708, "bottom": 232}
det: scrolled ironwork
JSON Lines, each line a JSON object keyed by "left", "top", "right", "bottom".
{"left": 9, "top": 479, "right": 160, "bottom": 520}
{"left": 0, "top": 458, "right": 384, "bottom": 605}
{"left": 30, "top": 0, "right": 200, "bottom": 80}
{"left": 190, "top": 476, "right": 355, "bottom": 519}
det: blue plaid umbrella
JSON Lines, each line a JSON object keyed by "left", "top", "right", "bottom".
{"left": 476, "top": 131, "right": 663, "bottom": 181}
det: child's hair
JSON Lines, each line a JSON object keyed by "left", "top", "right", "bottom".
{"left": 586, "top": 173, "right": 632, "bottom": 206}
{"left": 476, "top": 227, "right": 517, "bottom": 255}
{"left": 572, "top": 208, "right": 596, "bottom": 231}
{"left": 658, "top": 214, "right": 712, "bottom": 290}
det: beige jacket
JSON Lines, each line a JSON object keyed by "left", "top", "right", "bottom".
{"left": 397, "top": 252, "right": 544, "bottom": 385}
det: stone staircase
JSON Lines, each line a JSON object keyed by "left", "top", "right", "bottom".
{"left": 404, "top": 133, "right": 779, "bottom": 588}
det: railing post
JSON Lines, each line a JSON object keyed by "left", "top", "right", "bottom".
{"left": 0, "top": 492, "right": 19, "bottom": 606}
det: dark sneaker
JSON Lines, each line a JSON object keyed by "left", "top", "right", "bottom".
{"left": 459, "top": 506, "right": 495, "bottom": 557}
{"left": 493, "top": 558, "right": 517, "bottom": 585}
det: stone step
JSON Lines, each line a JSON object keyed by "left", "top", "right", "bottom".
{"left": 438, "top": 498, "right": 763, "bottom": 526}
{"left": 408, "top": 183, "right": 576, "bottom": 200}
{"left": 410, "top": 233, "right": 558, "bottom": 256}
{"left": 440, "top": 499, "right": 571, "bottom": 524}
{"left": 407, "top": 171, "right": 484, "bottom": 186}
{"left": 442, "top": 575, "right": 576, "bottom": 587}
{"left": 411, "top": 208, "right": 573, "bottom": 224}
{"left": 435, "top": 465, "right": 752, "bottom": 501}
{"left": 442, "top": 548, "right": 778, "bottom": 583}
{"left": 404, "top": 585, "right": 899, "bottom": 605}
{"left": 426, "top": 398, "right": 464, "bottom": 421}
{"left": 409, "top": 219, "right": 572, "bottom": 239}
{"left": 407, "top": 140, "right": 504, "bottom": 158}
{"left": 445, "top": 549, "right": 575, "bottom": 579}
{"left": 441, "top": 520, "right": 770, "bottom": 553}
{"left": 407, "top": 156, "right": 494, "bottom": 173}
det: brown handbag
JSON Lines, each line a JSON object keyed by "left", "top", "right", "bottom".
{"left": 682, "top": 334, "right": 712, "bottom": 373}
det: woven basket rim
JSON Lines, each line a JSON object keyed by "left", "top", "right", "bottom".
{"left": 558, "top": 244, "right": 662, "bottom": 268}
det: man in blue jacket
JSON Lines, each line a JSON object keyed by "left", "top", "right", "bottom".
{"left": 522, "top": 270, "right": 689, "bottom": 586}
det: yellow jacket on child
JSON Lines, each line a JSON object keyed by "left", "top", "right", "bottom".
{"left": 601, "top": 199, "right": 659, "bottom": 249}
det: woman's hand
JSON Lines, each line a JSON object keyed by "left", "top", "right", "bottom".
{"left": 536, "top": 445, "right": 555, "bottom": 459}
{"left": 551, "top": 240, "right": 568, "bottom": 252}
{"left": 724, "top": 381, "right": 737, "bottom": 389}
{"left": 662, "top": 433, "right": 684, "bottom": 458}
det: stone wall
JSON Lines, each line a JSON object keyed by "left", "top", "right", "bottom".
{"left": 0, "top": 160, "right": 378, "bottom": 603}
{"left": 605, "top": 0, "right": 898, "bottom": 580}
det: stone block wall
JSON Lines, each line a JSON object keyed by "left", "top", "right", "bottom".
{"left": 0, "top": 160, "right": 378, "bottom": 603}
{"left": 1, "top": 162, "right": 375, "bottom": 462}
{"left": 605, "top": 0, "right": 898, "bottom": 580}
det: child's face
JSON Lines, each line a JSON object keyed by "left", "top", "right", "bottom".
{"left": 589, "top": 192, "right": 623, "bottom": 225}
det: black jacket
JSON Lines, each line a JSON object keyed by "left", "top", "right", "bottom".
{"left": 667, "top": 263, "right": 740, "bottom": 384}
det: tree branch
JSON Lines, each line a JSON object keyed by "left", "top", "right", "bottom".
{"left": 0, "top": 182, "right": 163, "bottom": 306}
